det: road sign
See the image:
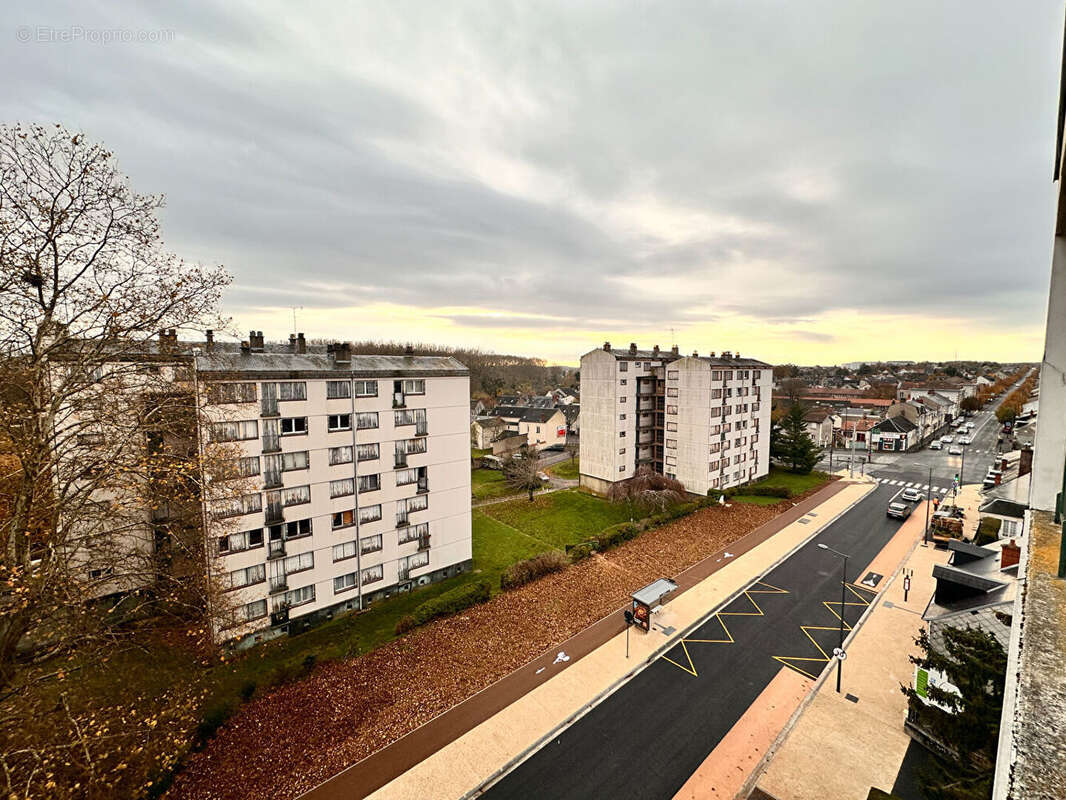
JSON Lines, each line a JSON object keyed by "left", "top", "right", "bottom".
{"left": 833, "top": 647, "right": 847, "bottom": 661}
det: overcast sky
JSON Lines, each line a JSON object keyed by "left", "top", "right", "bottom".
{"left": 3, "top": 1, "right": 1063, "bottom": 365}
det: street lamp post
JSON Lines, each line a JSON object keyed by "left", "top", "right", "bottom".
{"left": 818, "top": 543, "right": 849, "bottom": 693}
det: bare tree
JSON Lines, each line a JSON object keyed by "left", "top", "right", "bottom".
{"left": 0, "top": 124, "right": 232, "bottom": 795}
{"left": 607, "top": 466, "right": 686, "bottom": 511}
{"left": 564, "top": 432, "right": 579, "bottom": 464}
{"left": 502, "top": 445, "right": 542, "bottom": 501}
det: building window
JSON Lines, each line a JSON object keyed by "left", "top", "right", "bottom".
{"left": 218, "top": 528, "right": 264, "bottom": 554}
{"left": 354, "top": 380, "right": 378, "bottom": 397}
{"left": 328, "top": 413, "right": 352, "bottom": 431}
{"left": 275, "top": 585, "right": 315, "bottom": 609}
{"left": 330, "top": 478, "right": 355, "bottom": 498}
{"left": 276, "top": 382, "right": 306, "bottom": 401}
{"left": 209, "top": 420, "right": 259, "bottom": 442}
{"left": 241, "top": 599, "right": 267, "bottom": 622}
{"left": 334, "top": 572, "right": 357, "bottom": 594}
{"left": 332, "top": 509, "right": 355, "bottom": 529}
{"left": 282, "top": 485, "right": 310, "bottom": 506}
{"left": 399, "top": 522, "right": 429, "bottom": 544}
{"left": 362, "top": 565, "right": 384, "bottom": 585}
{"left": 666, "top": 405, "right": 677, "bottom": 415}
{"left": 619, "top": 466, "right": 626, "bottom": 473}
{"left": 401, "top": 379, "right": 425, "bottom": 395}
{"left": 280, "top": 451, "right": 309, "bottom": 471}
{"left": 711, "top": 371, "right": 722, "bottom": 381}
{"left": 395, "top": 468, "right": 418, "bottom": 486}
{"left": 666, "top": 439, "right": 677, "bottom": 448}
{"left": 620, "top": 379, "right": 627, "bottom": 386}
{"left": 619, "top": 430, "right": 626, "bottom": 437}
{"left": 355, "top": 412, "right": 378, "bottom": 430}
{"left": 327, "top": 380, "right": 351, "bottom": 399}
{"left": 619, "top": 362, "right": 629, "bottom": 372}
{"left": 329, "top": 446, "right": 353, "bottom": 465}
{"left": 723, "top": 371, "right": 733, "bottom": 380}
{"left": 213, "top": 492, "right": 261, "bottom": 519}
{"left": 665, "top": 456, "right": 677, "bottom": 466}
{"left": 333, "top": 540, "right": 358, "bottom": 562}
{"left": 710, "top": 443, "right": 720, "bottom": 453}
{"left": 359, "top": 504, "right": 382, "bottom": 524}
{"left": 619, "top": 413, "right": 627, "bottom": 420}
{"left": 281, "top": 417, "right": 307, "bottom": 435}
{"left": 282, "top": 518, "right": 311, "bottom": 539}
{"left": 227, "top": 563, "right": 265, "bottom": 590}
{"left": 619, "top": 448, "right": 626, "bottom": 455}
{"left": 667, "top": 370, "right": 678, "bottom": 380}
{"left": 667, "top": 387, "right": 678, "bottom": 397}
{"left": 360, "top": 533, "right": 383, "bottom": 554}
{"left": 711, "top": 424, "right": 720, "bottom": 434}
{"left": 619, "top": 396, "right": 627, "bottom": 403}
{"left": 358, "top": 474, "right": 381, "bottom": 493}
{"left": 357, "top": 443, "right": 380, "bottom": 461}
{"left": 238, "top": 456, "right": 260, "bottom": 478}
{"left": 666, "top": 422, "right": 677, "bottom": 432}
{"left": 281, "top": 551, "right": 313, "bottom": 575}
{"left": 712, "top": 389, "right": 722, "bottom": 399}
{"left": 208, "top": 382, "right": 257, "bottom": 404}
{"left": 404, "top": 551, "right": 430, "bottom": 571}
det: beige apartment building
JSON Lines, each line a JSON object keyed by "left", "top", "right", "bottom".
{"left": 197, "top": 334, "right": 473, "bottom": 646}
{"left": 579, "top": 342, "right": 772, "bottom": 497}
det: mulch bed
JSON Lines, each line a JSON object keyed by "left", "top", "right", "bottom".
{"left": 169, "top": 484, "right": 832, "bottom": 800}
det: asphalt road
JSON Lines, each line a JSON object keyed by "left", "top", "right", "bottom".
{"left": 482, "top": 482, "right": 910, "bottom": 800}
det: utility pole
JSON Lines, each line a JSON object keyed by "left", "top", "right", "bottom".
{"left": 923, "top": 464, "right": 932, "bottom": 546}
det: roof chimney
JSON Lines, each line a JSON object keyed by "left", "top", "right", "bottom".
{"left": 603, "top": 341, "right": 611, "bottom": 351}
{"left": 652, "top": 345, "right": 660, "bottom": 357}
{"left": 205, "top": 329, "right": 214, "bottom": 353}
{"left": 1001, "top": 539, "right": 1021, "bottom": 569}
{"left": 692, "top": 350, "right": 699, "bottom": 357}
{"left": 296, "top": 332, "right": 306, "bottom": 354}
{"left": 735, "top": 351, "right": 741, "bottom": 359}
{"left": 671, "top": 345, "right": 679, "bottom": 356}
{"left": 289, "top": 333, "right": 297, "bottom": 351}
{"left": 629, "top": 342, "right": 638, "bottom": 355}
{"left": 330, "top": 341, "right": 351, "bottom": 365}
{"left": 248, "top": 330, "right": 264, "bottom": 352}
{"left": 1019, "top": 445, "right": 1033, "bottom": 478}
{"left": 709, "top": 351, "right": 715, "bottom": 358}
{"left": 159, "top": 328, "right": 178, "bottom": 352}
{"left": 240, "top": 340, "right": 250, "bottom": 355}
{"left": 722, "top": 350, "right": 732, "bottom": 359}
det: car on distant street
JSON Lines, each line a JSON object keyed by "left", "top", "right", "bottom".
{"left": 901, "top": 487, "right": 923, "bottom": 502}
{"left": 930, "top": 440, "right": 943, "bottom": 450}
{"left": 887, "top": 501, "right": 913, "bottom": 520}
{"left": 959, "top": 435, "right": 972, "bottom": 445}
{"left": 941, "top": 435, "right": 954, "bottom": 443}
{"left": 966, "top": 422, "right": 975, "bottom": 430}
{"left": 537, "top": 471, "right": 550, "bottom": 483}
{"left": 948, "top": 445, "right": 963, "bottom": 455}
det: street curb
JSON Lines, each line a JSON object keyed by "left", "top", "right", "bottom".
{"left": 464, "top": 480, "right": 877, "bottom": 799}
{"left": 739, "top": 500, "right": 933, "bottom": 800}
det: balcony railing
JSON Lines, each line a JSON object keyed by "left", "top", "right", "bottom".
{"left": 395, "top": 454, "right": 408, "bottom": 469}
{"left": 270, "top": 607, "right": 289, "bottom": 626}
{"left": 415, "top": 421, "right": 428, "bottom": 436}
{"left": 417, "top": 477, "right": 429, "bottom": 494}
{"left": 397, "top": 565, "right": 410, "bottom": 582}
{"left": 261, "top": 397, "right": 279, "bottom": 417}
{"left": 265, "top": 502, "right": 284, "bottom": 524}
{"left": 262, "top": 434, "right": 281, "bottom": 454}
{"left": 396, "top": 512, "right": 409, "bottom": 528}
{"left": 267, "top": 540, "right": 286, "bottom": 560}
{"left": 418, "top": 534, "right": 431, "bottom": 551}
{"left": 263, "top": 469, "right": 282, "bottom": 489}
{"left": 393, "top": 392, "right": 406, "bottom": 409}
{"left": 268, "top": 577, "right": 288, "bottom": 595}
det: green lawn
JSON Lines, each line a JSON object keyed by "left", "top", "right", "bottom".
{"left": 748, "top": 467, "right": 830, "bottom": 496}
{"left": 480, "top": 489, "right": 639, "bottom": 550}
{"left": 471, "top": 467, "right": 516, "bottom": 500}
{"left": 730, "top": 494, "right": 784, "bottom": 506}
{"left": 550, "top": 457, "right": 580, "bottom": 480}
{"left": 471, "top": 447, "right": 491, "bottom": 460}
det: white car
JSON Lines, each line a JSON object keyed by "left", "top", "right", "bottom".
{"left": 941, "top": 435, "right": 954, "bottom": 443}
{"left": 966, "top": 422, "right": 975, "bottom": 431}
{"left": 948, "top": 445, "right": 963, "bottom": 455}
{"left": 930, "top": 440, "right": 943, "bottom": 450}
{"left": 959, "top": 435, "right": 972, "bottom": 445}
{"left": 901, "top": 487, "right": 923, "bottom": 502}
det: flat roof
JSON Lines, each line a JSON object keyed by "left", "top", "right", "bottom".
{"left": 632, "top": 578, "right": 678, "bottom": 606}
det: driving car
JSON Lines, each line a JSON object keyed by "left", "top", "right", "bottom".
{"left": 948, "top": 445, "right": 963, "bottom": 455}
{"left": 536, "top": 471, "right": 550, "bottom": 483}
{"left": 966, "top": 422, "right": 975, "bottom": 430}
{"left": 930, "top": 440, "right": 943, "bottom": 450}
{"left": 959, "top": 435, "right": 972, "bottom": 445}
{"left": 887, "top": 501, "right": 913, "bottom": 520}
{"left": 941, "top": 435, "right": 954, "bottom": 443}
{"left": 901, "top": 487, "right": 923, "bottom": 502}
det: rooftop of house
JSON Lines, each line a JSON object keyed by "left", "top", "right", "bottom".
{"left": 491, "top": 405, "right": 563, "bottom": 424}
{"left": 922, "top": 538, "right": 1021, "bottom": 623}
{"left": 592, "top": 342, "right": 769, "bottom": 367}
{"left": 871, "top": 416, "right": 918, "bottom": 434}
{"left": 802, "top": 407, "right": 834, "bottom": 424}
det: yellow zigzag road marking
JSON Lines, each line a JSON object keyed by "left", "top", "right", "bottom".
{"left": 661, "top": 581, "right": 789, "bottom": 676}
{"left": 773, "top": 580, "right": 877, "bottom": 680}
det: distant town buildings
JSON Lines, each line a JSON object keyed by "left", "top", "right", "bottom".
{"left": 579, "top": 342, "right": 772, "bottom": 496}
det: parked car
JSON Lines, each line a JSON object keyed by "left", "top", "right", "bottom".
{"left": 901, "top": 487, "right": 923, "bottom": 502}
{"left": 948, "top": 445, "right": 963, "bottom": 455}
{"left": 481, "top": 454, "right": 503, "bottom": 470}
{"left": 887, "top": 501, "right": 913, "bottom": 520}
{"left": 966, "top": 422, "right": 975, "bottom": 430}
{"left": 959, "top": 436, "right": 972, "bottom": 445}
{"left": 941, "top": 435, "right": 954, "bottom": 443}
{"left": 930, "top": 440, "right": 943, "bottom": 450}
{"left": 537, "top": 471, "right": 550, "bottom": 483}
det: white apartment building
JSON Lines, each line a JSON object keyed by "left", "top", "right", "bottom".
{"left": 196, "top": 333, "right": 472, "bottom": 647}
{"left": 579, "top": 342, "right": 772, "bottom": 497}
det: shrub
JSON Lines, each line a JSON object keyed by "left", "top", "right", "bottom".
{"left": 618, "top": 522, "right": 640, "bottom": 539}
{"left": 410, "top": 580, "right": 491, "bottom": 627}
{"left": 266, "top": 660, "right": 303, "bottom": 689}
{"left": 975, "top": 517, "right": 1002, "bottom": 546}
{"left": 594, "top": 525, "right": 627, "bottom": 551}
{"left": 301, "top": 654, "right": 317, "bottom": 676}
{"left": 742, "top": 485, "right": 791, "bottom": 498}
{"left": 395, "top": 614, "right": 417, "bottom": 635}
{"left": 238, "top": 680, "right": 257, "bottom": 703}
{"left": 195, "top": 702, "right": 235, "bottom": 745}
{"left": 501, "top": 551, "right": 569, "bottom": 590}
{"left": 569, "top": 543, "right": 594, "bottom": 563}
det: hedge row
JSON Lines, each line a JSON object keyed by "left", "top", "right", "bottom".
{"left": 567, "top": 497, "right": 715, "bottom": 564}
{"left": 724, "top": 484, "right": 791, "bottom": 499}
{"left": 501, "top": 551, "right": 569, "bottom": 590}
{"left": 395, "top": 580, "right": 491, "bottom": 635}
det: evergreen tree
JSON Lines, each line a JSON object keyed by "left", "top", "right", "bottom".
{"left": 773, "top": 403, "right": 822, "bottom": 473}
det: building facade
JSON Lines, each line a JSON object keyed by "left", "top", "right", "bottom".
{"left": 196, "top": 336, "right": 472, "bottom": 647}
{"left": 579, "top": 342, "right": 772, "bottom": 497}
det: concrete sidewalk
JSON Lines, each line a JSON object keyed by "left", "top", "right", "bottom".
{"left": 360, "top": 480, "right": 877, "bottom": 800}
{"left": 751, "top": 488, "right": 967, "bottom": 800}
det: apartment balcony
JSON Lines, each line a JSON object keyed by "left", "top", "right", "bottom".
{"left": 397, "top": 565, "right": 410, "bottom": 582}
{"left": 263, "top": 469, "right": 282, "bottom": 489}
{"left": 638, "top": 400, "right": 656, "bottom": 412}
{"left": 260, "top": 398, "right": 279, "bottom": 417}
{"left": 270, "top": 607, "right": 289, "bottom": 626}
{"left": 417, "top": 533, "right": 431, "bottom": 551}
{"left": 265, "top": 502, "right": 284, "bottom": 524}
{"left": 268, "top": 577, "right": 288, "bottom": 595}
{"left": 262, "top": 434, "right": 281, "bottom": 454}
{"left": 393, "top": 392, "right": 406, "bottom": 409}
{"left": 267, "top": 540, "right": 286, "bottom": 560}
